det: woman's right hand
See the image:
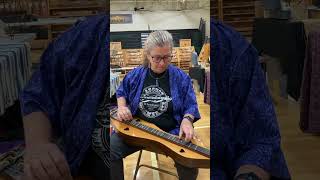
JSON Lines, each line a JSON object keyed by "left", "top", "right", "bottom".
{"left": 23, "top": 143, "right": 73, "bottom": 180}
{"left": 117, "top": 106, "right": 133, "bottom": 121}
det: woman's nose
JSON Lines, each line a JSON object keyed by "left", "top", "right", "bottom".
{"left": 158, "top": 60, "right": 165, "bottom": 66}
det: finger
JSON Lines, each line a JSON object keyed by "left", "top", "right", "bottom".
{"left": 30, "top": 159, "right": 50, "bottom": 180}
{"left": 117, "top": 113, "right": 123, "bottom": 121}
{"left": 125, "top": 110, "right": 133, "bottom": 120}
{"left": 120, "top": 112, "right": 128, "bottom": 121}
{"left": 189, "top": 128, "right": 194, "bottom": 139}
{"left": 185, "top": 132, "right": 191, "bottom": 142}
{"left": 192, "top": 135, "right": 200, "bottom": 142}
{"left": 183, "top": 129, "right": 189, "bottom": 142}
{"left": 119, "top": 111, "right": 128, "bottom": 121}
{"left": 127, "top": 109, "right": 133, "bottom": 119}
{"left": 128, "top": 112, "right": 133, "bottom": 120}
{"left": 123, "top": 112, "right": 131, "bottom": 121}
{"left": 120, "top": 113, "right": 127, "bottom": 121}
{"left": 185, "top": 129, "right": 192, "bottom": 142}
{"left": 186, "top": 125, "right": 194, "bottom": 142}
{"left": 49, "top": 146, "right": 72, "bottom": 180}
{"left": 179, "top": 128, "right": 183, "bottom": 139}
{"left": 41, "top": 155, "right": 62, "bottom": 180}
{"left": 193, "top": 132, "right": 201, "bottom": 142}
{"left": 184, "top": 134, "right": 189, "bottom": 142}
{"left": 122, "top": 112, "right": 130, "bottom": 121}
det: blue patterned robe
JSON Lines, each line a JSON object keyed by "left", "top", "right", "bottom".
{"left": 19, "top": 14, "right": 109, "bottom": 175}
{"left": 116, "top": 65, "right": 201, "bottom": 135}
{"left": 211, "top": 19, "right": 291, "bottom": 179}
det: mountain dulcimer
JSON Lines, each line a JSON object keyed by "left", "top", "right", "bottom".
{"left": 110, "top": 109, "right": 210, "bottom": 168}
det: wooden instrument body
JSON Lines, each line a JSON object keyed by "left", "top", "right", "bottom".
{"left": 111, "top": 117, "right": 210, "bottom": 169}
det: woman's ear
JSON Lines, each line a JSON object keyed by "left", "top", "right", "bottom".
{"left": 146, "top": 54, "right": 152, "bottom": 63}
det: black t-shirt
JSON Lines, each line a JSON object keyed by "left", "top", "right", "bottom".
{"left": 91, "top": 85, "right": 110, "bottom": 167}
{"left": 136, "top": 68, "right": 177, "bottom": 132}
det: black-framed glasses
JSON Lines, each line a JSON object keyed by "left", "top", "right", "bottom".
{"left": 151, "top": 55, "right": 173, "bottom": 63}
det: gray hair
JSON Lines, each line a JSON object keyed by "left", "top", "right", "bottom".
{"left": 143, "top": 30, "right": 174, "bottom": 67}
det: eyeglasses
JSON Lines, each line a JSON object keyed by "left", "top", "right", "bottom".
{"left": 151, "top": 55, "right": 173, "bottom": 63}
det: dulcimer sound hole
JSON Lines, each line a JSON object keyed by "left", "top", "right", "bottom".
{"left": 124, "top": 127, "right": 129, "bottom": 131}
{"left": 180, "top": 149, "right": 185, "bottom": 153}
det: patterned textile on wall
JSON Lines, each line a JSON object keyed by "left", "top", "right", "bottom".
{"left": 0, "top": 143, "right": 24, "bottom": 179}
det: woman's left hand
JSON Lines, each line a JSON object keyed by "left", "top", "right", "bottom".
{"left": 179, "top": 118, "right": 195, "bottom": 142}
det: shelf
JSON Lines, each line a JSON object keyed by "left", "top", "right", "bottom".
{"left": 49, "top": 5, "right": 103, "bottom": 11}
{"left": 223, "top": 4, "right": 254, "bottom": 9}
{"left": 223, "top": 12, "right": 254, "bottom": 16}
{"left": 235, "top": 26, "right": 252, "bottom": 30}
{"left": 213, "top": 0, "right": 255, "bottom": 37}
{"left": 51, "top": 31, "right": 62, "bottom": 35}
{"left": 47, "top": 1, "right": 104, "bottom": 41}
{"left": 224, "top": 19, "right": 253, "bottom": 24}
{"left": 47, "top": 14, "right": 97, "bottom": 18}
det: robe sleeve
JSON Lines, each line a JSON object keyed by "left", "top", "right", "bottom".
{"left": 230, "top": 45, "right": 290, "bottom": 179}
{"left": 19, "top": 23, "right": 81, "bottom": 137}
{"left": 182, "top": 75, "right": 201, "bottom": 121}
{"left": 116, "top": 74, "right": 130, "bottom": 99}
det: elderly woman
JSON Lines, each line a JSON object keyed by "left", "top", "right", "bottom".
{"left": 111, "top": 30, "right": 201, "bottom": 180}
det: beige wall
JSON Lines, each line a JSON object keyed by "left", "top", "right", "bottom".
{"left": 111, "top": 10, "right": 210, "bottom": 37}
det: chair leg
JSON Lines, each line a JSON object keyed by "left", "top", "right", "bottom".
{"left": 133, "top": 150, "right": 143, "bottom": 180}
{"left": 138, "top": 164, "right": 179, "bottom": 178}
{"left": 133, "top": 150, "right": 179, "bottom": 180}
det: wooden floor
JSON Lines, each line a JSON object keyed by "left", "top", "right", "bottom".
{"left": 123, "top": 93, "right": 210, "bottom": 180}
{"left": 273, "top": 94, "right": 320, "bottom": 179}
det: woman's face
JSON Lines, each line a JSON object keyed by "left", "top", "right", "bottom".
{"left": 147, "top": 45, "right": 172, "bottom": 74}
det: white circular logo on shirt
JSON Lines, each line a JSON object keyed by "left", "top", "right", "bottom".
{"left": 139, "top": 85, "right": 172, "bottom": 118}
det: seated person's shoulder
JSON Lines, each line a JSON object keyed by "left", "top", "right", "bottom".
{"left": 46, "top": 14, "right": 108, "bottom": 66}
{"left": 212, "top": 19, "right": 253, "bottom": 70}
{"left": 72, "top": 14, "right": 108, "bottom": 33}
{"left": 212, "top": 20, "right": 244, "bottom": 41}
{"left": 125, "top": 65, "right": 146, "bottom": 78}
{"left": 169, "top": 65, "right": 190, "bottom": 80}
{"left": 54, "top": 14, "right": 108, "bottom": 44}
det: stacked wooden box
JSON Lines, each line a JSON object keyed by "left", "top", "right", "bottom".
{"left": 110, "top": 42, "right": 125, "bottom": 67}
{"left": 171, "top": 47, "right": 180, "bottom": 67}
{"left": 178, "top": 46, "right": 193, "bottom": 72}
{"left": 124, "top": 49, "right": 144, "bottom": 67}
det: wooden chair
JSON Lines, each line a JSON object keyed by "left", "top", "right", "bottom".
{"left": 133, "top": 149, "right": 178, "bottom": 180}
